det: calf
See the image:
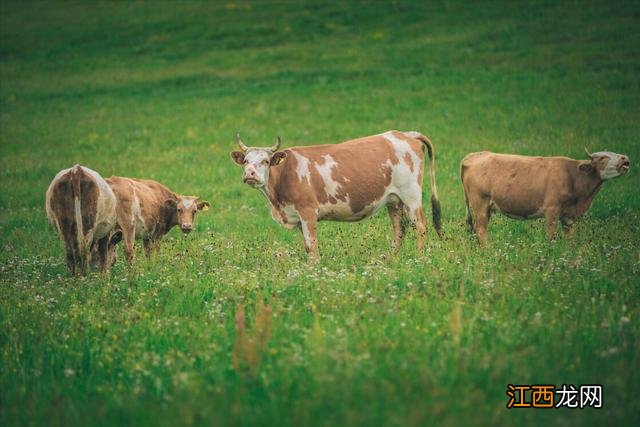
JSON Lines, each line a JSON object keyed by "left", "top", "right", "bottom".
{"left": 230, "top": 131, "right": 442, "bottom": 259}
{"left": 45, "top": 165, "right": 122, "bottom": 275}
{"left": 461, "top": 149, "right": 630, "bottom": 243}
{"left": 106, "top": 176, "right": 210, "bottom": 261}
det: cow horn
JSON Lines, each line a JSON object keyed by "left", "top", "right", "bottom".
{"left": 271, "top": 136, "right": 281, "bottom": 152}
{"left": 584, "top": 146, "right": 593, "bottom": 159}
{"left": 236, "top": 133, "right": 249, "bottom": 152}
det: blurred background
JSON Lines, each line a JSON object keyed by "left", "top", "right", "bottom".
{"left": 1, "top": 1, "right": 639, "bottom": 426}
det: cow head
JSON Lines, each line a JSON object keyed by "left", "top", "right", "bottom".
{"left": 230, "top": 134, "right": 287, "bottom": 188}
{"left": 581, "top": 148, "right": 630, "bottom": 180}
{"left": 165, "top": 196, "right": 211, "bottom": 233}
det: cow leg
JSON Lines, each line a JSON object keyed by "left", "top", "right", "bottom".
{"left": 65, "top": 249, "right": 76, "bottom": 276}
{"left": 143, "top": 238, "right": 152, "bottom": 258}
{"left": 468, "top": 194, "right": 490, "bottom": 244}
{"left": 544, "top": 208, "right": 560, "bottom": 240}
{"left": 387, "top": 202, "right": 407, "bottom": 251}
{"left": 114, "top": 199, "right": 135, "bottom": 263}
{"left": 78, "top": 231, "right": 93, "bottom": 275}
{"left": 464, "top": 192, "right": 474, "bottom": 233}
{"left": 121, "top": 225, "right": 136, "bottom": 263}
{"left": 407, "top": 206, "right": 427, "bottom": 251}
{"left": 298, "top": 212, "right": 319, "bottom": 260}
{"left": 61, "top": 230, "right": 80, "bottom": 275}
{"left": 561, "top": 217, "right": 575, "bottom": 238}
{"left": 96, "top": 235, "right": 110, "bottom": 274}
{"left": 143, "top": 238, "right": 159, "bottom": 258}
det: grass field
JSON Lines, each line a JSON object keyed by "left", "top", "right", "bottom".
{"left": 1, "top": 1, "right": 639, "bottom": 426}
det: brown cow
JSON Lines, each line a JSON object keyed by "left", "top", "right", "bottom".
{"left": 106, "top": 176, "right": 210, "bottom": 261}
{"left": 45, "top": 165, "right": 122, "bottom": 275}
{"left": 461, "top": 149, "right": 630, "bottom": 243}
{"left": 230, "top": 131, "right": 442, "bottom": 259}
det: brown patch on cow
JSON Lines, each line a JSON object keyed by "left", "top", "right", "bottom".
{"left": 461, "top": 152, "right": 610, "bottom": 242}
{"left": 403, "top": 152, "right": 414, "bottom": 173}
{"left": 267, "top": 150, "right": 313, "bottom": 209}
{"left": 107, "top": 176, "right": 182, "bottom": 261}
{"left": 391, "top": 131, "right": 426, "bottom": 186}
{"left": 78, "top": 181, "right": 98, "bottom": 235}
{"left": 266, "top": 135, "right": 402, "bottom": 216}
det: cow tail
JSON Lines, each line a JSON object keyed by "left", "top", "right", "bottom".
{"left": 411, "top": 133, "right": 442, "bottom": 237}
{"left": 70, "top": 164, "right": 87, "bottom": 273}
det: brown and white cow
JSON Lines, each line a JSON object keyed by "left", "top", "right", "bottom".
{"left": 230, "top": 131, "right": 442, "bottom": 259}
{"left": 45, "top": 165, "right": 122, "bottom": 275}
{"left": 106, "top": 176, "right": 210, "bottom": 261}
{"left": 461, "top": 149, "right": 630, "bottom": 243}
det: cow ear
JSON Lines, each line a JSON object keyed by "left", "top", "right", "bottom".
{"left": 270, "top": 151, "right": 287, "bottom": 166}
{"left": 579, "top": 162, "right": 594, "bottom": 173}
{"left": 164, "top": 198, "right": 177, "bottom": 209}
{"left": 109, "top": 230, "right": 123, "bottom": 246}
{"left": 197, "top": 201, "right": 211, "bottom": 212}
{"left": 595, "top": 155, "right": 610, "bottom": 169}
{"left": 231, "top": 151, "right": 245, "bottom": 166}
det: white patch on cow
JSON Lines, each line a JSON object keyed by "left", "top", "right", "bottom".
{"left": 73, "top": 191, "right": 84, "bottom": 249}
{"left": 244, "top": 150, "right": 270, "bottom": 163}
{"left": 314, "top": 154, "right": 342, "bottom": 199}
{"left": 403, "top": 130, "right": 422, "bottom": 140}
{"left": 591, "top": 151, "right": 628, "bottom": 180}
{"left": 182, "top": 198, "right": 194, "bottom": 209}
{"left": 269, "top": 203, "right": 300, "bottom": 229}
{"left": 292, "top": 151, "right": 311, "bottom": 184}
{"left": 132, "top": 192, "right": 148, "bottom": 237}
{"left": 81, "top": 166, "right": 117, "bottom": 239}
{"left": 243, "top": 149, "right": 272, "bottom": 187}
{"left": 383, "top": 131, "right": 420, "bottom": 177}
{"left": 382, "top": 132, "right": 424, "bottom": 214}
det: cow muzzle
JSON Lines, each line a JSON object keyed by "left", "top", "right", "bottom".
{"left": 243, "top": 171, "right": 262, "bottom": 186}
{"left": 243, "top": 177, "right": 261, "bottom": 186}
{"left": 619, "top": 157, "right": 630, "bottom": 173}
{"left": 180, "top": 224, "right": 193, "bottom": 234}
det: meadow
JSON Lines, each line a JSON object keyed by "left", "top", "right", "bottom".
{"left": 1, "top": 1, "right": 639, "bottom": 425}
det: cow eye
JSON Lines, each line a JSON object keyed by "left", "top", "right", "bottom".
{"left": 177, "top": 208, "right": 182, "bottom": 213}
{"left": 262, "top": 160, "right": 269, "bottom": 165}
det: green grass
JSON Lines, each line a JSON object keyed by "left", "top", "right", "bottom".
{"left": 1, "top": 0, "right": 639, "bottom": 425}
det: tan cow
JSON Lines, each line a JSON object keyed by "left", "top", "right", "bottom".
{"left": 45, "top": 165, "right": 122, "bottom": 275}
{"left": 230, "top": 131, "right": 442, "bottom": 259}
{"left": 106, "top": 177, "right": 210, "bottom": 261}
{"left": 461, "top": 149, "right": 630, "bottom": 243}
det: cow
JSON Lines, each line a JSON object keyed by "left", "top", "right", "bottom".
{"left": 230, "top": 131, "right": 442, "bottom": 259}
{"left": 45, "top": 164, "right": 122, "bottom": 275}
{"left": 105, "top": 176, "right": 210, "bottom": 261}
{"left": 460, "top": 148, "right": 630, "bottom": 243}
